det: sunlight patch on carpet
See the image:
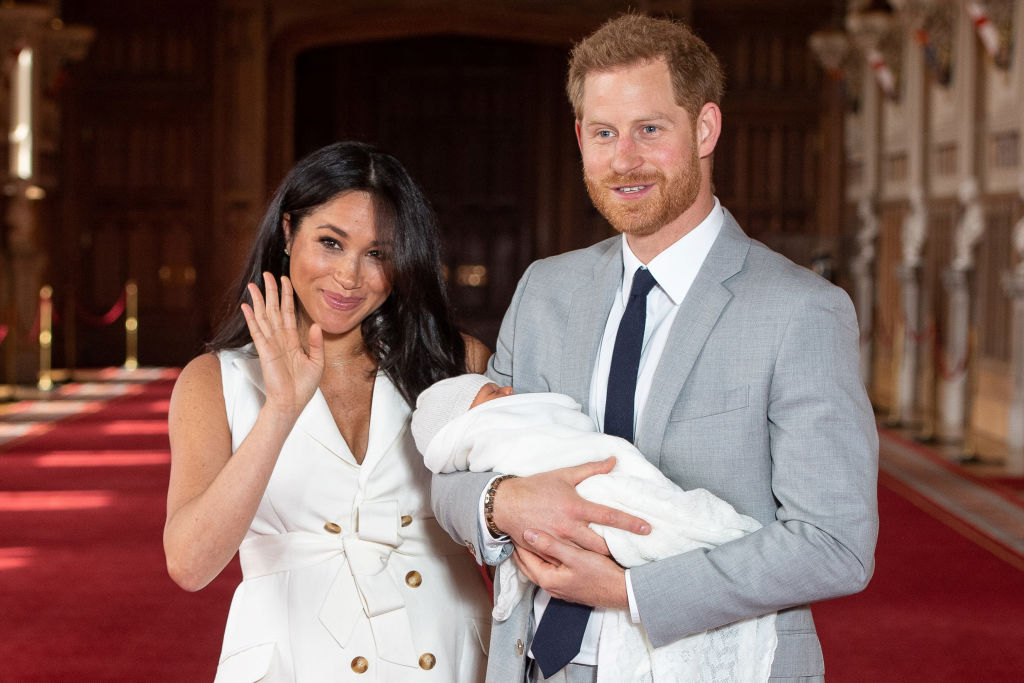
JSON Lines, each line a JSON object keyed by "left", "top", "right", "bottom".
{"left": 0, "top": 490, "right": 116, "bottom": 510}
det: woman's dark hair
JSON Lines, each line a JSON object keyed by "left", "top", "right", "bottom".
{"left": 208, "top": 141, "right": 466, "bottom": 406}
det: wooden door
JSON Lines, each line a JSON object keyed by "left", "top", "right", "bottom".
{"left": 59, "top": 0, "right": 213, "bottom": 368}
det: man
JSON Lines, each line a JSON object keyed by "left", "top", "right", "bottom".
{"left": 432, "top": 13, "right": 878, "bottom": 683}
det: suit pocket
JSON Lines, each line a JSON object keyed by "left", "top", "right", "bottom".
{"left": 669, "top": 384, "right": 749, "bottom": 422}
{"left": 214, "top": 642, "right": 277, "bottom": 683}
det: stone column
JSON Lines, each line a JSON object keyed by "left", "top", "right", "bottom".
{"left": 852, "top": 197, "right": 879, "bottom": 386}
{"left": 1002, "top": 271, "right": 1024, "bottom": 475}
{"left": 896, "top": 260, "right": 922, "bottom": 425}
{"left": 940, "top": 267, "right": 971, "bottom": 441}
{"left": 891, "top": 0, "right": 932, "bottom": 426}
{"left": 939, "top": 178, "right": 985, "bottom": 442}
{"left": 846, "top": 4, "right": 892, "bottom": 391}
{"left": 1003, "top": 178, "right": 1024, "bottom": 475}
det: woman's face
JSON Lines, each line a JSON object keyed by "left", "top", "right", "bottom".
{"left": 284, "top": 190, "right": 391, "bottom": 338}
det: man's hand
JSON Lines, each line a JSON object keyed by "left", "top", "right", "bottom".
{"left": 492, "top": 457, "right": 650, "bottom": 557}
{"left": 514, "top": 530, "right": 629, "bottom": 609}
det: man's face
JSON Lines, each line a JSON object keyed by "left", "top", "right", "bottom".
{"left": 576, "top": 59, "right": 702, "bottom": 237}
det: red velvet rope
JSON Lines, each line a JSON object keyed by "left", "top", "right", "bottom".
{"left": 76, "top": 288, "right": 127, "bottom": 327}
{"left": 25, "top": 285, "right": 129, "bottom": 341}
{"left": 26, "top": 305, "right": 49, "bottom": 341}
{"left": 938, "top": 344, "right": 969, "bottom": 382}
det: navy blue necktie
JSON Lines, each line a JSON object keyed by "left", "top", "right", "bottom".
{"left": 531, "top": 266, "right": 657, "bottom": 679}
{"left": 604, "top": 267, "right": 657, "bottom": 442}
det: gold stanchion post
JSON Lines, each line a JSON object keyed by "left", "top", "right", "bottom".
{"left": 37, "top": 285, "right": 54, "bottom": 391}
{"left": 124, "top": 280, "right": 138, "bottom": 370}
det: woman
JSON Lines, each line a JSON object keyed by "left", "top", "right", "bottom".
{"left": 164, "top": 141, "right": 491, "bottom": 681}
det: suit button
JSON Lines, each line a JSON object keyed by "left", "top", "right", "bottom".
{"left": 351, "top": 656, "right": 368, "bottom": 673}
{"left": 516, "top": 639, "right": 524, "bottom": 655}
{"left": 324, "top": 522, "right": 342, "bottom": 534}
{"left": 419, "top": 653, "right": 436, "bottom": 670}
{"left": 401, "top": 515, "right": 412, "bottom": 527}
{"left": 405, "top": 571, "right": 422, "bottom": 587}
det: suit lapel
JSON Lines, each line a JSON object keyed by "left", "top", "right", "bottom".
{"left": 636, "top": 212, "right": 750, "bottom": 467}
{"left": 561, "top": 240, "right": 622, "bottom": 414}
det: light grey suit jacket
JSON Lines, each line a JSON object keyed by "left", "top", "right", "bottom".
{"left": 431, "top": 210, "right": 879, "bottom": 682}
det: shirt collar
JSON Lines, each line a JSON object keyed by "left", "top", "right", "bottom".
{"left": 619, "top": 197, "right": 724, "bottom": 306}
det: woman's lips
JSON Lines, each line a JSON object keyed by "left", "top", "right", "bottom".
{"left": 322, "top": 291, "right": 363, "bottom": 311}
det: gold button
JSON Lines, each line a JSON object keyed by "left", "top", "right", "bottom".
{"left": 418, "top": 653, "right": 436, "bottom": 670}
{"left": 351, "top": 656, "right": 368, "bottom": 673}
{"left": 401, "top": 515, "right": 412, "bottom": 527}
{"left": 466, "top": 541, "right": 476, "bottom": 557}
{"left": 516, "top": 638, "right": 524, "bottom": 655}
{"left": 405, "top": 571, "right": 422, "bottom": 588}
{"left": 324, "top": 522, "right": 342, "bottom": 534}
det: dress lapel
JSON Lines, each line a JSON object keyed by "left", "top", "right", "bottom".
{"left": 635, "top": 211, "right": 750, "bottom": 467}
{"left": 357, "top": 373, "right": 411, "bottom": 485}
{"left": 561, "top": 240, "right": 623, "bottom": 414}
{"left": 232, "top": 353, "right": 367, "bottom": 467}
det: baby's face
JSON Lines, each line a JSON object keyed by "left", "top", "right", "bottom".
{"left": 470, "top": 382, "right": 514, "bottom": 409}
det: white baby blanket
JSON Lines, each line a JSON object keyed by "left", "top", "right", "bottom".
{"left": 421, "top": 391, "right": 777, "bottom": 682}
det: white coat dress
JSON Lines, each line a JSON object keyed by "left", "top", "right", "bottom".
{"left": 214, "top": 347, "right": 491, "bottom": 682}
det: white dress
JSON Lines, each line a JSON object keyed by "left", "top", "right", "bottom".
{"left": 214, "top": 347, "right": 491, "bottom": 682}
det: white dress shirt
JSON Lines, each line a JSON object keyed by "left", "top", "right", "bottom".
{"left": 483, "top": 199, "right": 724, "bottom": 665}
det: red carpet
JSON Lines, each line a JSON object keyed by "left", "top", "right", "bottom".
{"left": 2, "top": 375, "right": 1022, "bottom": 680}
{"left": 0, "top": 373, "right": 240, "bottom": 681}
{"left": 815, "top": 473, "right": 1024, "bottom": 681}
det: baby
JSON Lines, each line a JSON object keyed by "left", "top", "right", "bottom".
{"left": 412, "top": 374, "right": 778, "bottom": 683}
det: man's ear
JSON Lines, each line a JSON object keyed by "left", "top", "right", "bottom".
{"left": 575, "top": 120, "right": 584, "bottom": 153}
{"left": 696, "top": 103, "right": 722, "bottom": 158}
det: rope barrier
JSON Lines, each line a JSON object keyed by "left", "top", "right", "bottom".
{"left": 13, "top": 282, "right": 139, "bottom": 388}
{"left": 938, "top": 342, "right": 970, "bottom": 382}
{"left": 77, "top": 288, "right": 128, "bottom": 327}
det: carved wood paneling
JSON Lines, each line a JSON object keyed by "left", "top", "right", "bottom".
{"left": 977, "top": 197, "right": 1016, "bottom": 363}
{"left": 920, "top": 200, "right": 955, "bottom": 420}
{"left": 697, "top": 3, "right": 835, "bottom": 269}
{"left": 58, "top": 0, "right": 213, "bottom": 367}
{"left": 293, "top": 36, "right": 576, "bottom": 345}
{"left": 871, "top": 203, "right": 905, "bottom": 409}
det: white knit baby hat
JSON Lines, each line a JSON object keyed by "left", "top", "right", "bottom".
{"left": 411, "top": 373, "right": 494, "bottom": 454}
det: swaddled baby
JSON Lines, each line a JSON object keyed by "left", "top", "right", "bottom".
{"left": 412, "top": 374, "right": 778, "bottom": 683}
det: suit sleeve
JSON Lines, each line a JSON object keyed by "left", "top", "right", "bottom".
{"left": 630, "top": 284, "right": 879, "bottom": 647}
{"left": 429, "top": 262, "right": 538, "bottom": 564}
